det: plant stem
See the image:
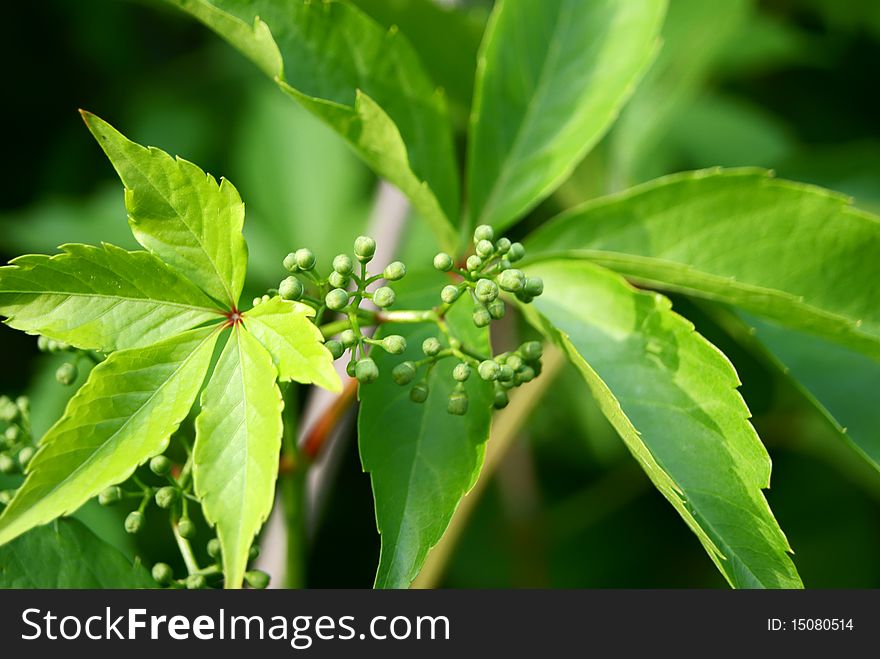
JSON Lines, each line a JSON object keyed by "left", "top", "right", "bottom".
{"left": 280, "top": 383, "right": 306, "bottom": 588}
{"left": 173, "top": 521, "right": 200, "bottom": 576}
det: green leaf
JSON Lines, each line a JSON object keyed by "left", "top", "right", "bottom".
{"left": 467, "top": 0, "right": 666, "bottom": 231}
{"left": 194, "top": 325, "right": 283, "bottom": 589}
{"left": 0, "top": 518, "right": 154, "bottom": 588}
{"left": 0, "top": 243, "right": 221, "bottom": 352}
{"left": 0, "top": 326, "right": 220, "bottom": 547}
{"left": 526, "top": 169, "right": 880, "bottom": 360}
{"left": 243, "top": 296, "right": 341, "bottom": 392}
{"left": 82, "top": 111, "right": 248, "bottom": 308}
{"left": 166, "top": 0, "right": 460, "bottom": 252}
{"left": 358, "top": 272, "right": 493, "bottom": 588}
{"left": 521, "top": 259, "right": 801, "bottom": 588}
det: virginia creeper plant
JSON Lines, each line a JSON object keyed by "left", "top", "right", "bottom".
{"left": 1, "top": 0, "right": 879, "bottom": 589}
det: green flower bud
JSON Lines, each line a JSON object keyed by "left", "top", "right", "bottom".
{"left": 279, "top": 276, "right": 304, "bottom": 301}
{"left": 333, "top": 253, "right": 354, "bottom": 275}
{"left": 37, "top": 335, "right": 50, "bottom": 352}
{"left": 515, "top": 290, "right": 534, "bottom": 304}
{"left": 15, "top": 396, "right": 28, "bottom": 414}
{"left": 372, "top": 286, "right": 396, "bottom": 308}
{"left": 355, "top": 358, "right": 379, "bottom": 384}
{"left": 447, "top": 391, "right": 469, "bottom": 416}
{"left": 252, "top": 296, "right": 263, "bottom": 307}
{"left": 340, "top": 330, "right": 358, "bottom": 348}
{"left": 498, "top": 365, "right": 515, "bottom": 383}
{"left": 98, "top": 486, "right": 122, "bottom": 506}
{"left": 507, "top": 242, "right": 525, "bottom": 262}
{"left": 506, "top": 355, "right": 524, "bottom": 372}
{"left": 325, "top": 288, "right": 350, "bottom": 311}
{"left": 0, "top": 490, "right": 12, "bottom": 505}
{"left": 0, "top": 454, "right": 15, "bottom": 474}
{"left": 440, "top": 285, "right": 461, "bottom": 304}
{"left": 493, "top": 388, "right": 510, "bottom": 409}
{"left": 186, "top": 574, "right": 206, "bottom": 590}
{"left": 476, "top": 240, "right": 494, "bottom": 259}
{"left": 475, "top": 278, "right": 499, "bottom": 303}
{"left": 478, "top": 360, "right": 500, "bottom": 381}
{"left": 150, "top": 455, "right": 172, "bottom": 476}
{"left": 15, "top": 445, "right": 35, "bottom": 467}
{"left": 499, "top": 258, "right": 512, "bottom": 271}
{"left": 520, "top": 341, "right": 543, "bottom": 362}
{"left": 0, "top": 397, "right": 17, "bottom": 422}
{"left": 249, "top": 545, "right": 261, "bottom": 560}
{"left": 382, "top": 335, "right": 407, "bottom": 355}
{"left": 5, "top": 425, "right": 20, "bottom": 442}
{"left": 392, "top": 361, "right": 417, "bottom": 385}
{"left": 354, "top": 235, "right": 377, "bottom": 262}
{"left": 245, "top": 570, "right": 270, "bottom": 589}
{"left": 433, "top": 252, "right": 454, "bottom": 272}
{"left": 524, "top": 276, "right": 544, "bottom": 297}
{"left": 178, "top": 517, "right": 196, "bottom": 539}
{"left": 495, "top": 237, "right": 511, "bottom": 254}
{"left": 324, "top": 339, "right": 345, "bottom": 360}
{"left": 346, "top": 360, "right": 357, "bottom": 378}
{"left": 498, "top": 268, "right": 526, "bottom": 292}
{"left": 383, "top": 261, "right": 407, "bottom": 281}
{"left": 155, "top": 486, "right": 178, "bottom": 509}
{"left": 466, "top": 255, "right": 482, "bottom": 272}
{"left": 48, "top": 339, "right": 70, "bottom": 353}
{"left": 124, "top": 511, "right": 145, "bottom": 534}
{"left": 55, "top": 362, "right": 77, "bottom": 386}
{"left": 207, "top": 538, "right": 222, "bottom": 559}
{"left": 487, "top": 299, "right": 506, "bottom": 320}
{"left": 152, "top": 563, "right": 174, "bottom": 585}
{"left": 328, "top": 271, "right": 349, "bottom": 289}
{"left": 294, "top": 248, "right": 316, "bottom": 271}
{"left": 282, "top": 252, "right": 299, "bottom": 272}
{"left": 453, "top": 363, "right": 471, "bottom": 382}
{"left": 473, "top": 224, "right": 494, "bottom": 243}
{"left": 472, "top": 307, "right": 491, "bottom": 328}
{"left": 410, "top": 382, "right": 429, "bottom": 403}
{"left": 515, "top": 366, "right": 536, "bottom": 384}
{"left": 422, "top": 337, "right": 442, "bottom": 356}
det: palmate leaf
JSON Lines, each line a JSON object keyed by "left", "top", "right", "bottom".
{"left": 526, "top": 168, "right": 880, "bottom": 360}
{"left": 0, "top": 326, "right": 220, "bottom": 546}
{"left": 467, "top": 0, "right": 666, "bottom": 231}
{"left": 194, "top": 326, "right": 283, "bottom": 589}
{"left": 82, "top": 111, "right": 248, "bottom": 308}
{"left": 521, "top": 259, "right": 801, "bottom": 588}
{"left": 0, "top": 243, "right": 221, "bottom": 351}
{"left": 166, "top": 0, "right": 460, "bottom": 252}
{"left": 358, "top": 272, "right": 492, "bottom": 588}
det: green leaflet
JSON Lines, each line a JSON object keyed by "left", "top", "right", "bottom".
{"left": 82, "top": 111, "right": 248, "bottom": 308}
{"left": 0, "top": 326, "right": 220, "bottom": 547}
{"left": 0, "top": 518, "right": 155, "bottom": 588}
{"left": 166, "top": 0, "right": 460, "bottom": 252}
{"left": 194, "top": 325, "right": 283, "bottom": 589}
{"left": 0, "top": 243, "right": 220, "bottom": 352}
{"left": 521, "top": 259, "right": 801, "bottom": 588}
{"left": 358, "top": 272, "right": 492, "bottom": 588}
{"left": 243, "top": 296, "right": 341, "bottom": 393}
{"left": 526, "top": 169, "right": 880, "bottom": 360}
{"left": 467, "top": 0, "right": 666, "bottom": 231}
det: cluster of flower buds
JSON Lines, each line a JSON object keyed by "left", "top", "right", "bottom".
{"left": 0, "top": 395, "right": 35, "bottom": 501}
{"left": 36, "top": 335, "right": 82, "bottom": 386}
{"left": 150, "top": 544, "right": 267, "bottom": 590}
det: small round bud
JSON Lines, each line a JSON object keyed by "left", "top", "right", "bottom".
{"left": 453, "top": 363, "right": 471, "bottom": 382}
{"left": 333, "top": 253, "right": 354, "bottom": 275}
{"left": 325, "top": 288, "right": 350, "bottom": 311}
{"left": 0, "top": 454, "right": 15, "bottom": 474}
{"left": 0, "top": 490, "right": 11, "bottom": 505}
{"left": 410, "top": 382, "right": 429, "bottom": 403}
{"left": 48, "top": 340, "right": 69, "bottom": 353}
{"left": 474, "top": 278, "right": 499, "bottom": 303}
{"left": 178, "top": 517, "right": 196, "bottom": 539}
{"left": 252, "top": 296, "right": 262, "bottom": 307}
{"left": 475, "top": 239, "right": 494, "bottom": 258}
{"left": 99, "top": 486, "right": 122, "bottom": 506}
{"left": 340, "top": 330, "right": 358, "bottom": 348}
{"left": 515, "top": 366, "right": 536, "bottom": 384}
{"left": 346, "top": 360, "right": 357, "bottom": 378}
{"left": 249, "top": 545, "right": 261, "bottom": 560}
{"left": 495, "top": 237, "right": 511, "bottom": 254}
{"left": 17, "top": 446, "right": 34, "bottom": 467}
{"left": 354, "top": 235, "right": 377, "bottom": 262}
{"left": 383, "top": 261, "right": 407, "bottom": 281}
{"left": 498, "top": 365, "right": 515, "bottom": 382}
{"left": 328, "top": 271, "right": 349, "bottom": 289}
{"left": 372, "top": 286, "right": 396, "bottom": 308}
{"left": 466, "top": 255, "right": 482, "bottom": 272}
{"left": 207, "top": 538, "right": 222, "bottom": 559}
{"left": 498, "top": 268, "right": 526, "bottom": 292}
{"left": 186, "top": 574, "right": 206, "bottom": 590}
{"left": 440, "top": 285, "right": 461, "bottom": 304}
{"left": 487, "top": 299, "right": 506, "bottom": 320}
{"left": 506, "top": 355, "right": 524, "bottom": 372}
{"left": 261, "top": 295, "right": 270, "bottom": 304}
{"left": 515, "top": 290, "right": 534, "bottom": 304}
{"left": 37, "top": 335, "right": 50, "bottom": 352}
{"left": 472, "top": 308, "right": 491, "bottom": 328}
{"left": 245, "top": 570, "right": 270, "bottom": 589}
{"left": 499, "top": 258, "right": 512, "bottom": 271}
{"left": 493, "top": 388, "right": 510, "bottom": 409}
{"left": 282, "top": 252, "right": 299, "bottom": 272}
{"left": 392, "top": 361, "right": 417, "bottom": 385}
{"left": 507, "top": 242, "right": 525, "bottom": 262}
{"left": 152, "top": 563, "right": 174, "bottom": 585}
{"left": 5, "top": 425, "right": 20, "bottom": 442}
{"left": 381, "top": 335, "right": 407, "bottom": 355}
{"left": 155, "top": 486, "right": 178, "bottom": 509}
{"left": 14, "top": 396, "right": 28, "bottom": 414}
{"left": 0, "top": 397, "right": 18, "bottom": 423}
{"left": 55, "top": 362, "right": 78, "bottom": 386}
{"left": 433, "top": 252, "right": 454, "bottom": 272}
{"left": 355, "top": 358, "right": 379, "bottom": 384}
{"left": 279, "top": 276, "right": 304, "bottom": 301}
{"left": 124, "top": 511, "right": 145, "bottom": 534}
{"left": 294, "top": 248, "right": 316, "bottom": 271}
{"left": 478, "top": 360, "right": 500, "bottom": 381}
{"left": 150, "top": 455, "right": 172, "bottom": 476}
{"left": 422, "top": 337, "right": 442, "bottom": 356}
{"left": 524, "top": 276, "right": 544, "bottom": 297}
{"left": 520, "top": 341, "right": 543, "bottom": 363}
{"left": 447, "top": 391, "right": 469, "bottom": 416}
{"left": 324, "top": 339, "right": 344, "bottom": 360}
{"left": 473, "top": 224, "right": 494, "bottom": 243}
